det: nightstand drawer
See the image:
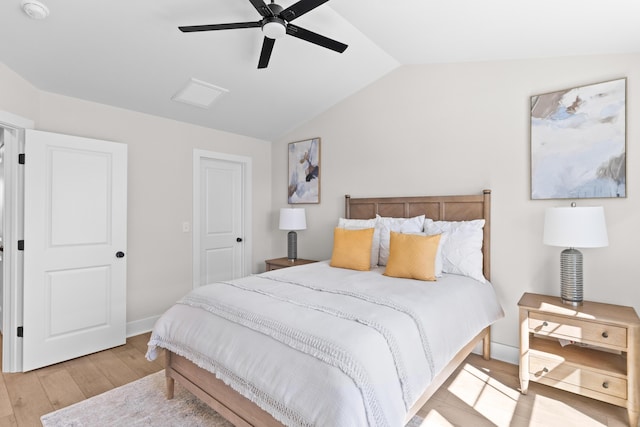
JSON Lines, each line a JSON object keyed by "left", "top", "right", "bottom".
{"left": 529, "top": 312, "right": 627, "bottom": 348}
{"left": 530, "top": 351, "right": 627, "bottom": 400}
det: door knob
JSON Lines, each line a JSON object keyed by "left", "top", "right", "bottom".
{"left": 116, "top": 251, "right": 125, "bottom": 258}
{"left": 236, "top": 238, "right": 243, "bottom": 242}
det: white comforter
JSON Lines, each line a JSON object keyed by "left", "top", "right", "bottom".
{"left": 147, "top": 261, "right": 504, "bottom": 427}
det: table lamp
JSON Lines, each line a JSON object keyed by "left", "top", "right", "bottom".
{"left": 279, "top": 208, "right": 306, "bottom": 261}
{"left": 543, "top": 204, "right": 608, "bottom": 306}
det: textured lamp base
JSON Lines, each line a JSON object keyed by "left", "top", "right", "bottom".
{"left": 287, "top": 231, "right": 297, "bottom": 261}
{"left": 560, "top": 248, "right": 583, "bottom": 306}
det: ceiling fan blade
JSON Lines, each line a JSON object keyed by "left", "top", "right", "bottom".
{"left": 179, "top": 22, "right": 261, "bottom": 32}
{"left": 286, "top": 24, "right": 347, "bottom": 53}
{"left": 249, "top": 0, "right": 274, "bottom": 17}
{"left": 258, "top": 37, "right": 276, "bottom": 69}
{"left": 281, "top": 0, "right": 329, "bottom": 22}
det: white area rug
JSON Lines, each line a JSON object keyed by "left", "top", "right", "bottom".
{"left": 41, "top": 370, "right": 426, "bottom": 426}
{"left": 41, "top": 371, "right": 233, "bottom": 427}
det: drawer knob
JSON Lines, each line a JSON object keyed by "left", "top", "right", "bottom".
{"left": 602, "top": 382, "right": 609, "bottom": 389}
{"left": 542, "top": 367, "right": 549, "bottom": 373}
{"left": 602, "top": 331, "right": 609, "bottom": 338}
{"left": 542, "top": 321, "right": 548, "bottom": 327}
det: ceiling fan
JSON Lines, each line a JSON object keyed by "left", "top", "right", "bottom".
{"left": 179, "top": 0, "right": 348, "bottom": 69}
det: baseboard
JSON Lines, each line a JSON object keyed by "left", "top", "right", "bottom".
{"left": 489, "top": 341, "right": 520, "bottom": 365}
{"left": 126, "top": 315, "right": 160, "bottom": 338}
{"left": 472, "top": 340, "right": 519, "bottom": 366}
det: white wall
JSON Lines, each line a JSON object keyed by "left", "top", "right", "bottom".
{"left": 3, "top": 51, "right": 638, "bottom": 354}
{"left": 272, "top": 53, "right": 640, "bottom": 355}
{"left": 0, "top": 62, "right": 272, "bottom": 328}
{"left": 0, "top": 64, "right": 39, "bottom": 122}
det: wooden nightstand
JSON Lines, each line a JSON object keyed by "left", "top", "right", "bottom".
{"left": 519, "top": 292, "right": 640, "bottom": 427}
{"left": 265, "top": 257, "right": 317, "bottom": 271}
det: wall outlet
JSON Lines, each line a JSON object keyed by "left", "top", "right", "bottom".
{"left": 182, "top": 222, "right": 191, "bottom": 233}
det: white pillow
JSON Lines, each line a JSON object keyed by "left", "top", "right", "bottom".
{"left": 423, "top": 219, "right": 486, "bottom": 283}
{"left": 377, "top": 215, "right": 425, "bottom": 266}
{"left": 338, "top": 217, "right": 380, "bottom": 267}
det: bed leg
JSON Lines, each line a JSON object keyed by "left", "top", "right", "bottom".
{"left": 166, "top": 376, "right": 175, "bottom": 400}
{"left": 164, "top": 351, "right": 175, "bottom": 400}
{"left": 483, "top": 327, "right": 491, "bottom": 360}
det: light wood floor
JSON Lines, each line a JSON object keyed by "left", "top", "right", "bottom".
{"left": 417, "top": 353, "right": 630, "bottom": 427}
{"left": 0, "top": 332, "right": 631, "bottom": 426}
{"left": 0, "top": 332, "right": 164, "bottom": 426}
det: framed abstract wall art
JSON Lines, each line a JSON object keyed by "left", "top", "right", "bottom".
{"left": 530, "top": 78, "right": 626, "bottom": 199}
{"left": 288, "top": 138, "right": 320, "bottom": 204}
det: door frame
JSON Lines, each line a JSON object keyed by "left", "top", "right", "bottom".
{"left": 192, "top": 149, "right": 252, "bottom": 288}
{"left": 0, "top": 110, "right": 34, "bottom": 372}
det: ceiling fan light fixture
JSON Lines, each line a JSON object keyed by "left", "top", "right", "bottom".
{"left": 178, "top": 0, "right": 348, "bottom": 69}
{"left": 262, "top": 18, "right": 286, "bottom": 40}
{"left": 21, "top": 0, "right": 50, "bottom": 19}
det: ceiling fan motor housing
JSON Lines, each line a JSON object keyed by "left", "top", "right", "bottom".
{"left": 263, "top": 3, "right": 286, "bottom": 39}
{"left": 267, "top": 2, "right": 284, "bottom": 15}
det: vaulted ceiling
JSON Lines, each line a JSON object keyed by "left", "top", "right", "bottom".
{"left": 1, "top": 0, "right": 639, "bottom": 140}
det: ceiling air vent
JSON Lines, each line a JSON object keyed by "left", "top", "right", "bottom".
{"left": 171, "top": 78, "right": 229, "bottom": 109}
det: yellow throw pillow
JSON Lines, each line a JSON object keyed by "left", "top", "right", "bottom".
{"left": 384, "top": 232, "right": 441, "bottom": 281}
{"left": 330, "top": 227, "right": 374, "bottom": 271}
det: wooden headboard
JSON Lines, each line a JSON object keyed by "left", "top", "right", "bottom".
{"left": 345, "top": 189, "right": 492, "bottom": 281}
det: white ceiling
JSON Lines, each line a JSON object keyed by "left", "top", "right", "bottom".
{"left": 1, "top": 0, "right": 639, "bottom": 141}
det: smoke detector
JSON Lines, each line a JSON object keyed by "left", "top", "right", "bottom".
{"left": 22, "top": 0, "right": 50, "bottom": 20}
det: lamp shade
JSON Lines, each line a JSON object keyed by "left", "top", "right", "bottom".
{"left": 543, "top": 206, "right": 608, "bottom": 248}
{"left": 279, "top": 208, "right": 306, "bottom": 231}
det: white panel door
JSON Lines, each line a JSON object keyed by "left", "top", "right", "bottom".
{"left": 22, "top": 129, "right": 127, "bottom": 371}
{"left": 197, "top": 158, "right": 243, "bottom": 286}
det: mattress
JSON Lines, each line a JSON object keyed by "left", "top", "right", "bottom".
{"left": 147, "top": 261, "right": 504, "bottom": 427}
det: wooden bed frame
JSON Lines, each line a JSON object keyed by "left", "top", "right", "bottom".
{"left": 164, "top": 189, "right": 493, "bottom": 427}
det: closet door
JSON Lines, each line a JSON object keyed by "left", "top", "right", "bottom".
{"left": 196, "top": 157, "right": 244, "bottom": 285}
{"left": 22, "top": 129, "right": 127, "bottom": 371}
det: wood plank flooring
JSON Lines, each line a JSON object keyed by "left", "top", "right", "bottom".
{"left": 0, "top": 332, "right": 631, "bottom": 426}
{"left": 417, "top": 353, "right": 630, "bottom": 427}
{"left": 0, "top": 332, "right": 164, "bottom": 427}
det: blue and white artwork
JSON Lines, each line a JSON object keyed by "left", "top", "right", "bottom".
{"left": 288, "top": 138, "right": 320, "bottom": 204}
{"left": 531, "top": 78, "right": 626, "bottom": 199}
